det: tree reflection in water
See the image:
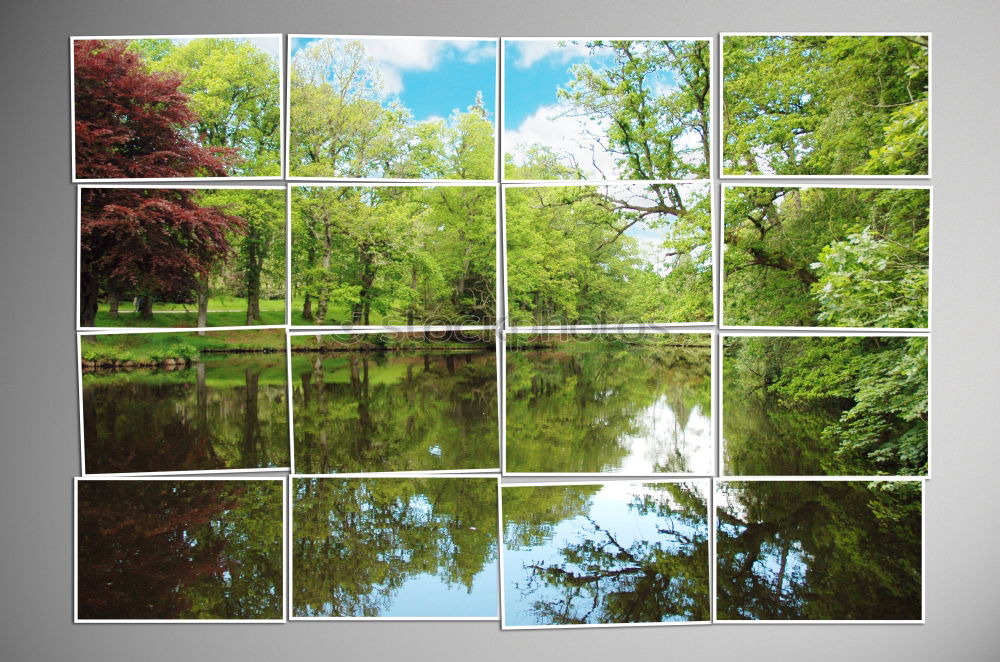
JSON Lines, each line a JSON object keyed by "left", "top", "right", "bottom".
{"left": 716, "top": 480, "right": 922, "bottom": 620}
{"left": 292, "top": 477, "right": 498, "bottom": 618}
{"left": 76, "top": 479, "right": 284, "bottom": 620}
{"left": 502, "top": 481, "right": 710, "bottom": 626}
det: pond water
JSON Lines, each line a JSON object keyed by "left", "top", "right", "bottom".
{"left": 502, "top": 481, "right": 710, "bottom": 626}
{"left": 291, "top": 350, "right": 499, "bottom": 473}
{"left": 505, "top": 343, "right": 712, "bottom": 473}
{"left": 716, "top": 480, "right": 923, "bottom": 620}
{"left": 292, "top": 477, "right": 498, "bottom": 618}
{"left": 82, "top": 354, "right": 289, "bottom": 474}
{"left": 76, "top": 479, "right": 285, "bottom": 620}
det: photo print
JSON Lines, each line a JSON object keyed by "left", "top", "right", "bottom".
{"left": 503, "top": 38, "right": 711, "bottom": 180}
{"left": 722, "top": 33, "right": 930, "bottom": 176}
{"left": 716, "top": 480, "right": 923, "bottom": 621}
{"left": 290, "top": 331, "right": 499, "bottom": 474}
{"left": 505, "top": 332, "right": 713, "bottom": 474}
{"left": 78, "top": 186, "right": 287, "bottom": 329}
{"left": 501, "top": 480, "right": 711, "bottom": 628}
{"left": 76, "top": 477, "right": 285, "bottom": 622}
{"left": 291, "top": 476, "right": 499, "bottom": 619}
{"left": 288, "top": 36, "right": 497, "bottom": 180}
{"left": 72, "top": 35, "right": 283, "bottom": 181}
{"left": 79, "top": 329, "right": 289, "bottom": 475}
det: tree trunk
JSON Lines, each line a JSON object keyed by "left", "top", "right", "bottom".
{"left": 80, "top": 275, "right": 99, "bottom": 327}
{"left": 197, "top": 277, "right": 209, "bottom": 335}
{"left": 302, "top": 293, "right": 313, "bottom": 321}
{"left": 242, "top": 368, "right": 261, "bottom": 466}
{"left": 245, "top": 259, "right": 262, "bottom": 325}
{"left": 139, "top": 295, "right": 154, "bottom": 320}
{"left": 108, "top": 293, "right": 119, "bottom": 319}
{"left": 407, "top": 266, "right": 417, "bottom": 326}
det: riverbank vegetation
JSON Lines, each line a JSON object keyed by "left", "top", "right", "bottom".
{"left": 723, "top": 35, "right": 929, "bottom": 176}
{"left": 723, "top": 186, "right": 929, "bottom": 328}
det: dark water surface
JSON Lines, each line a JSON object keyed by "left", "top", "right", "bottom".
{"left": 291, "top": 350, "right": 499, "bottom": 473}
{"left": 82, "top": 353, "right": 289, "bottom": 474}
{"left": 505, "top": 343, "right": 712, "bottom": 473}
{"left": 76, "top": 479, "right": 285, "bottom": 620}
{"left": 716, "top": 480, "right": 923, "bottom": 620}
{"left": 502, "top": 481, "right": 711, "bottom": 626}
{"left": 292, "top": 477, "right": 498, "bottom": 618}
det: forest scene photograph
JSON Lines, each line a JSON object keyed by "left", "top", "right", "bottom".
{"left": 716, "top": 480, "right": 922, "bottom": 621}
{"left": 292, "top": 477, "right": 498, "bottom": 619}
{"left": 722, "top": 335, "right": 928, "bottom": 477}
{"left": 722, "top": 34, "right": 929, "bottom": 176}
{"left": 73, "top": 36, "right": 282, "bottom": 180}
{"left": 291, "top": 185, "right": 496, "bottom": 326}
{"left": 503, "top": 39, "right": 710, "bottom": 180}
{"left": 502, "top": 480, "right": 710, "bottom": 627}
{"left": 290, "top": 332, "right": 498, "bottom": 473}
{"left": 723, "top": 186, "right": 930, "bottom": 328}
{"left": 505, "top": 183, "right": 712, "bottom": 326}
{"left": 505, "top": 333, "right": 712, "bottom": 474}
{"left": 80, "top": 187, "right": 286, "bottom": 328}
{"left": 80, "top": 329, "right": 289, "bottom": 475}
{"left": 76, "top": 479, "right": 285, "bottom": 621}
{"left": 288, "top": 36, "right": 496, "bottom": 179}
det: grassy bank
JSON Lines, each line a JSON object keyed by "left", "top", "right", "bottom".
{"left": 290, "top": 331, "right": 495, "bottom": 353}
{"left": 92, "top": 297, "right": 285, "bottom": 328}
{"left": 80, "top": 329, "right": 287, "bottom": 366}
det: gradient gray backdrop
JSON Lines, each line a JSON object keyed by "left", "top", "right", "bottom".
{"left": 1, "top": 0, "right": 998, "bottom": 659}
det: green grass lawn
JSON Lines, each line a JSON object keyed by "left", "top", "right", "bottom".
{"left": 288, "top": 298, "right": 391, "bottom": 326}
{"left": 92, "top": 296, "right": 286, "bottom": 328}
{"left": 80, "top": 328, "right": 288, "bottom": 363}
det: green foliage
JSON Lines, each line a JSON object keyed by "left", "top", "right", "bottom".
{"left": 292, "top": 477, "right": 498, "bottom": 617}
{"left": 132, "top": 37, "right": 282, "bottom": 176}
{"left": 724, "top": 186, "right": 929, "bottom": 328}
{"left": 716, "top": 481, "right": 922, "bottom": 620}
{"left": 506, "top": 39, "right": 710, "bottom": 180}
{"left": 289, "top": 39, "right": 494, "bottom": 179}
{"left": 291, "top": 186, "right": 496, "bottom": 325}
{"left": 723, "top": 35, "right": 929, "bottom": 175}
{"left": 506, "top": 182, "right": 712, "bottom": 325}
{"left": 724, "top": 336, "right": 928, "bottom": 476}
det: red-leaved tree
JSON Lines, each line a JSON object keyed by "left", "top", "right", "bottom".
{"left": 75, "top": 40, "right": 247, "bottom": 326}
{"left": 80, "top": 187, "right": 244, "bottom": 326}
{"left": 74, "top": 39, "right": 233, "bottom": 179}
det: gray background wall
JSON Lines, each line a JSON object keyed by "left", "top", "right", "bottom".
{"left": 1, "top": 0, "right": 997, "bottom": 659}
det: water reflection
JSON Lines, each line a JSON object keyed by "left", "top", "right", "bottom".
{"left": 505, "top": 341, "right": 712, "bottom": 473}
{"left": 82, "top": 354, "right": 289, "bottom": 474}
{"left": 292, "top": 350, "right": 499, "bottom": 473}
{"left": 292, "top": 477, "right": 498, "bottom": 618}
{"left": 502, "top": 481, "right": 710, "bottom": 626}
{"left": 76, "top": 479, "right": 285, "bottom": 620}
{"left": 716, "top": 481, "right": 922, "bottom": 620}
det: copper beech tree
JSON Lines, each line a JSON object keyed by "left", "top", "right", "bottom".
{"left": 74, "top": 40, "right": 243, "bottom": 327}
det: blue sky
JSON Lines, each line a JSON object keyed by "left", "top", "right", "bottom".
{"left": 503, "top": 40, "right": 686, "bottom": 178}
{"left": 291, "top": 37, "right": 496, "bottom": 123}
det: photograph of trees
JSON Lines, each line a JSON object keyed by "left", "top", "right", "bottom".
{"left": 80, "top": 329, "right": 289, "bottom": 475}
{"left": 723, "top": 186, "right": 929, "bottom": 328}
{"left": 77, "top": 479, "right": 285, "bottom": 620}
{"left": 723, "top": 34, "right": 929, "bottom": 176}
{"left": 505, "top": 182, "right": 711, "bottom": 325}
{"left": 79, "top": 187, "right": 286, "bottom": 328}
{"left": 503, "top": 39, "right": 710, "bottom": 180}
{"left": 291, "top": 185, "right": 496, "bottom": 326}
{"left": 73, "top": 36, "right": 282, "bottom": 179}
{"left": 723, "top": 335, "right": 928, "bottom": 477}
{"left": 505, "top": 333, "right": 711, "bottom": 474}
{"left": 292, "top": 477, "right": 498, "bottom": 618}
{"left": 502, "top": 481, "right": 710, "bottom": 626}
{"left": 288, "top": 36, "right": 496, "bottom": 179}
{"left": 716, "top": 480, "right": 922, "bottom": 620}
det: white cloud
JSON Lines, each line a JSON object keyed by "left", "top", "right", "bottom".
{"left": 509, "top": 40, "right": 590, "bottom": 68}
{"left": 504, "top": 101, "right": 619, "bottom": 178}
{"left": 359, "top": 38, "right": 445, "bottom": 96}
{"left": 452, "top": 40, "right": 497, "bottom": 64}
